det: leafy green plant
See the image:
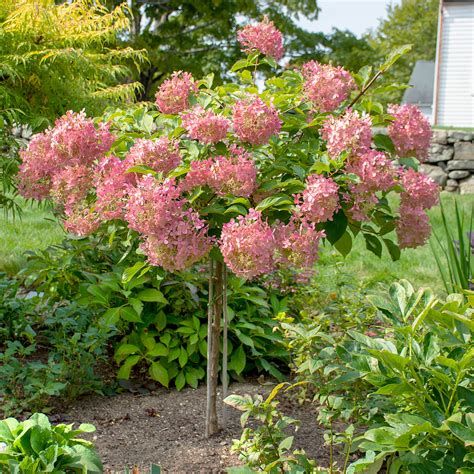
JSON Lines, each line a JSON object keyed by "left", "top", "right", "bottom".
{"left": 0, "top": 413, "right": 102, "bottom": 473}
{"left": 432, "top": 199, "right": 474, "bottom": 294}
{"left": 225, "top": 383, "right": 319, "bottom": 473}
{"left": 349, "top": 280, "right": 474, "bottom": 472}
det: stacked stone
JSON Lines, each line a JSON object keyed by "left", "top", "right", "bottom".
{"left": 422, "top": 130, "right": 474, "bottom": 194}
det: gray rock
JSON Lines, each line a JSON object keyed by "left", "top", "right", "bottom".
{"left": 438, "top": 161, "right": 447, "bottom": 171}
{"left": 445, "top": 186, "right": 460, "bottom": 193}
{"left": 447, "top": 160, "right": 474, "bottom": 171}
{"left": 447, "top": 179, "right": 459, "bottom": 187}
{"left": 448, "top": 170, "right": 470, "bottom": 180}
{"left": 420, "top": 164, "right": 448, "bottom": 187}
{"left": 460, "top": 176, "right": 474, "bottom": 194}
{"left": 432, "top": 130, "right": 448, "bottom": 145}
{"left": 454, "top": 142, "right": 474, "bottom": 160}
{"left": 452, "top": 131, "right": 473, "bottom": 141}
{"left": 427, "top": 144, "right": 453, "bottom": 162}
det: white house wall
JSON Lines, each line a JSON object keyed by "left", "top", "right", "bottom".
{"left": 436, "top": 2, "right": 474, "bottom": 127}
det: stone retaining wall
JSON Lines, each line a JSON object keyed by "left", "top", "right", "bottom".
{"left": 421, "top": 130, "right": 474, "bottom": 194}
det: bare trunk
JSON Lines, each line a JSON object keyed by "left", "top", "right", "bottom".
{"left": 205, "top": 259, "right": 224, "bottom": 437}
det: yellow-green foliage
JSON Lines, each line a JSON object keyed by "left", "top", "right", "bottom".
{"left": 0, "top": 0, "right": 147, "bottom": 129}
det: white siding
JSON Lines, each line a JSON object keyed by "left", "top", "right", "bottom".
{"left": 436, "top": 2, "right": 474, "bottom": 127}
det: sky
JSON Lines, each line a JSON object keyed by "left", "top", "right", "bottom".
{"left": 298, "top": 0, "right": 402, "bottom": 37}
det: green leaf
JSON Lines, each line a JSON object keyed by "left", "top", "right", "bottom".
{"left": 255, "top": 195, "right": 293, "bottom": 212}
{"left": 447, "top": 421, "right": 474, "bottom": 446}
{"left": 122, "top": 262, "right": 146, "bottom": 284}
{"left": 383, "top": 238, "right": 401, "bottom": 261}
{"left": 381, "top": 44, "right": 412, "bottom": 72}
{"left": 137, "top": 289, "right": 168, "bottom": 304}
{"left": 147, "top": 343, "right": 168, "bottom": 358}
{"left": 175, "top": 371, "right": 186, "bottom": 391}
{"left": 229, "top": 345, "right": 246, "bottom": 375}
{"left": 365, "top": 234, "right": 383, "bottom": 258}
{"left": 324, "top": 210, "right": 348, "bottom": 244}
{"left": 120, "top": 306, "right": 141, "bottom": 322}
{"left": 117, "top": 355, "right": 141, "bottom": 379}
{"left": 178, "top": 347, "right": 188, "bottom": 367}
{"left": 115, "top": 344, "right": 140, "bottom": 361}
{"left": 334, "top": 231, "right": 353, "bottom": 257}
{"left": 278, "top": 436, "right": 294, "bottom": 452}
{"left": 149, "top": 363, "right": 169, "bottom": 387}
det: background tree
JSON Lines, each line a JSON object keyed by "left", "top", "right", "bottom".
{"left": 0, "top": 0, "right": 146, "bottom": 130}
{"left": 103, "top": 0, "right": 324, "bottom": 99}
{"left": 0, "top": 0, "right": 146, "bottom": 215}
{"left": 367, "top": 0, "right": 439, "bottom": 102}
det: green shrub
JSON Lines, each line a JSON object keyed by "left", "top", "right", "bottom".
{"left": 0, "top": 413, "right": 102, "bottom": 473}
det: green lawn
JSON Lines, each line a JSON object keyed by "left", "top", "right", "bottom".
{"left": 317, "top": 192, "right": 474, "bottom": 294}
{"left": 0, "top": 201, "right": 64, "bottom": 274}
{"left": 1, "top": 194, "right": 473, "bottom": 293}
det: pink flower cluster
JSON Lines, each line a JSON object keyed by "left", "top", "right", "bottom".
{"left": 94, "top": 155, "right": 136, "bottom": 221}
{"left": 155, "top": 71, "right": 197, "bottom": 114}
{"left": 18, "top": 111, "right": 115, "bottom": 202}
{"left": 220, "top": 209, "right": 276, "bottom": 279}
{"left": 274, "top": 218, "right": 325, "bottom": 269}
{"left": 125, "top": 175, "right": 212, "bottom": 271}
{"left": 237, "top": 16, "right": 284, "bottom": 61}
{"left": 399, "top": 168, "right": 439, "bottom": 210}
{"left": 125, "top": 137, "right": 181, "bottom": 174}
{"left": 181, "top": 106, "right": 230, "bottom": 144}
{"left": 18, "top": 111, "right": 116, "bottom": 235}
{"left": 296, "top": 175, "right": 340, "bottom": 223}
{"left": 233, "top": 96, "right": 281, "bottom": 145}
{"left": 346, "top": 150, "right": 395, "bottom": 193}
{"left": 321, "top": 110, "right": 372, "bottom": 158}
{"left": 181, "top": 147, "right": 257, "bottom": 197}
{"left": 387, "top": 104, "right": 432, "bottom": 161}
{"left": 345, "top": 150, "right": 395, "bottom": 219}
{"left": 302, "top": 61, "right": 355, "bottom": 112}
{"left": 395, "top": 168, "right": 439, "bottom": 249}
{"left": 396, "top": 205, "right": 431, "bottom": 249}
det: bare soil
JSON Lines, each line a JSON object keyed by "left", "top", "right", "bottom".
{"left": 64, "top": 381, "right": 340, "bottom": 474}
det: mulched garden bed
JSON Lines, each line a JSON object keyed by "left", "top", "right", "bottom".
{"left": 62, "top": 381, "right": 340, "bottom": 473}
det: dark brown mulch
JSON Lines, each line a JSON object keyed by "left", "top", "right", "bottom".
{"left": 64, "top": 381, "right": 342, "bottom": 473}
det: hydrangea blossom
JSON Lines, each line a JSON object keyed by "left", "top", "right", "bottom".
{"left": 233, "top": 96, "right": 281, "bottom": 145}
{"left": 155, "top": 71, "right": 197, "bottom": 114}
{"left": 125, "top": 137, "right": 181, "bottom": 174}
{"left": 139, "top": 213, "right": 212, "bottom": 272}
{"left": 18, "top": 111, "right": 114, "bottom": 200}
{"left": 345, "top": 189, "right": 378, "bottom": 222}
{"left": 49, "top": 110, "right": 115, "bottom": 167}
{"left": 321, "top": 109, "right": 372, "bottom": 158}
{"left": 181, "top": 106, "right": 230, "bottom": 144}
{"left": 125, "top": 175, "right": 212, "bottom": 271}
{"left": 50, "top": 165, "right": 93, "bottom": 212}
{"left": 302, "top": 61, "right": 355, "bottom": 112}
{"left": 220, "top": 209, "right": 276, "bottom": 279}
{"left": 237, "top": 16, "right": 284, "bottom": 60}
{"left": 18, "top": 133, "right": 55, "bottom": 200}
{"left": 296, "top": 175, "right": 340, "bottom": 223}
{"left": 181, "top": 147, "right": 257, "bottom": 197}
{"left": 274, "top": 218, "right": 325, "bottom": 270}
{"left": 345, "top": 150, "right": 395, "bottom": 193}
{"left": 399, "top": 167, "right": 439, "bottom": 210}
{"left": 387, "top": 104, "right": 432, "bottom": 161}
{"left": 396, "top": 204, "right": 431, "bottom": 249}
{"left": 94, "top": 155, "right": 137, "bottom": 221}
{"left": 63, "top": 203, "right": 101, "bottom": 237}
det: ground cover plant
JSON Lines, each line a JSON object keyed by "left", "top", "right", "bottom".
{"left": 13, "top": 14, "right": 440, "bottom": 438}
{"left": 227, "top": 280, "right": 474, "bottom": 473}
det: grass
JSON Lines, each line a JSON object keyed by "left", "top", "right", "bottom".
{"left": 1, "top": 193, "right": 474, "bottom": 294}
{"left": 317, "top": 192, "right": 474, "bottom": 294}
{"left": 0, "top": 200, "right": 64, "bottom": 274}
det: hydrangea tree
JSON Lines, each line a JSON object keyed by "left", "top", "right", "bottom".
{"left": 19, "top": 18, "right": 438, "bottom": 436}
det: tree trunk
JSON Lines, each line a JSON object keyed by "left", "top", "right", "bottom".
{"left": 205, "top": 259, "right": 224, "bottom": 437}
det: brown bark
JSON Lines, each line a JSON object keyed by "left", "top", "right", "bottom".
{"left": 205, "top": 259, "right": 224, "bottom": 437}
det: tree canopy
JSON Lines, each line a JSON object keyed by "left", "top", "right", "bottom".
{"left": 0, "top": 0, "right": 146, "bottom": 130}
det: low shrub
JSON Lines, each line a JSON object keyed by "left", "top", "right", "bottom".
{"left": 0, "top": 413, "right": 102, "bottom": 473}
